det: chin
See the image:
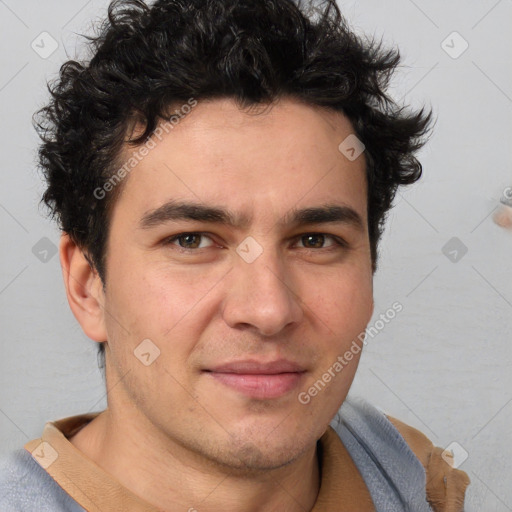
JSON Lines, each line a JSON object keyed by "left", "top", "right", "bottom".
{"left": 212, "top": 426, "right": 313, "bottom": 473}
{"left": 219, "top": 442, "right": 305, "bottom": 473}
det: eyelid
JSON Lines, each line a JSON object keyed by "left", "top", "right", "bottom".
{"left": 163, "top": 232, "right": 348, "bottom": 251}
{"left": 164, "top": 232, "right": 218, "bottom": 250}
{"left": 295, "top": 233, "right": 348, "bottom": 249}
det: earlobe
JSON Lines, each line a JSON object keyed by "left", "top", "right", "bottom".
{"left": 59, "top": 233, "right": 108, "bottom": 343}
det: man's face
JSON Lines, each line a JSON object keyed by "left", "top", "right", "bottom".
{"left": 99, "top": 97, "right": 374, "bottom": 471}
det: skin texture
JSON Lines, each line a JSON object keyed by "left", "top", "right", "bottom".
{"left": 61, "top": 97, "right": 375, "bottom": 512}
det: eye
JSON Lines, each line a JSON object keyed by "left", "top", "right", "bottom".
{"left": 162, "top": 232, "right": 348, "bottom": 253}
{"left": 164, "top": 232, "right": 215, "bottom": 250}
{"left": 296, "top": 233, "right": 348, "bottom": 250}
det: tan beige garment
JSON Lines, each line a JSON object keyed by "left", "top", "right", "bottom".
{"left": 24, "top": 413, "right": 374, "bottom": 511}
{"left": 24, "top": 412, "right": 469, "bottom": 511}
{"left": 388, "top": 416, "right": 471, "bottom": 512}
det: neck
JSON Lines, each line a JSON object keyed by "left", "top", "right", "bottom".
{"left": 69, "top": 407, "right": 321, "bottom": 512}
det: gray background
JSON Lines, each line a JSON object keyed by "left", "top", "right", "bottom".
{"left": 1, "top": 0, "right": 511, "bottom": 510}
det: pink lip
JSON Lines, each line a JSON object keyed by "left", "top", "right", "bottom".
{"left": 204, "top": 359, "right": 307, "bottom": 399}
{"left": 207, "top": 359, "right": 306, "bottom": 374}
{"left": 207, "top": 372, "right": 305, "bottom": 399}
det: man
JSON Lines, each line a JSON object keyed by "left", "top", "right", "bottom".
{"left": 0, "top": 0, "right": 470, "bottom": 510}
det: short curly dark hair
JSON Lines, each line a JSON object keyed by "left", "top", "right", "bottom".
{"left": 35, "top": 0, "right": 431, "bottom": 361}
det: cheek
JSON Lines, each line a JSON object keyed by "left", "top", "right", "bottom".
{"left": 303, "top": 275, "right": 371, "bottom": 406}
{"left": 108, "top": 262, "right": 212, "bottom": 339}
{"left": 311, "top": 269, "right": 373, "bottom": 341}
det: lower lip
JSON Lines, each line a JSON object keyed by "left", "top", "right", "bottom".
{"left": 207, "top": 372, "right": 305, "bottom": 399}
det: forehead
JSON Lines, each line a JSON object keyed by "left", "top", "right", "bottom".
{"left": 114, "top": 97, "right": 367, "bottom": 226}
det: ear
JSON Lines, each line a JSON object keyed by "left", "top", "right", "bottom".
{"left": 59, "top": 233, "right": 108, "bottom": 343}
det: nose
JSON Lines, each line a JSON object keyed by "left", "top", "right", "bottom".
{"left": 221, "top": 245, "right": 303, "bottom": 337}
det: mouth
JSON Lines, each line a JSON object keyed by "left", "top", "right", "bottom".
{"left": 204, "top": 371, "right": 306, "bottom": 400}
{"left": 203, "top": 359, "right": 307, "bottom": 400}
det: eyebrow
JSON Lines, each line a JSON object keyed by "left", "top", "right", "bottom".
{"left": 139, "top": 200, "right": 364, "bottom": 232}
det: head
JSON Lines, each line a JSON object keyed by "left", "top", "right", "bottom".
{"left": 35, "top": 0, "right": 431, "bottom": 471}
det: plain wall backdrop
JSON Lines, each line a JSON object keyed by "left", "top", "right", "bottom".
{"left": 1, "top": 0, "right": 511, "bottom": 510}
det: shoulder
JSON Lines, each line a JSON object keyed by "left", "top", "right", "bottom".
{"left": 330, "top": 397, "right": 470, "bottom": 512}
{"left": 0, "top": 448, "right": 85, "bottom": 511}
{"left": 386, "top": 415, "right": 471, "bottom": 512}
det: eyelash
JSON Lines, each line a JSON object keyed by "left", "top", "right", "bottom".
{"left": 162, "top": 232, "right": 348, "bottom": 253}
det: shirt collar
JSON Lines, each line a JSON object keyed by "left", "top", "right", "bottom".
{"left": 25, "top": 413, "right": 374, "bottom": 511}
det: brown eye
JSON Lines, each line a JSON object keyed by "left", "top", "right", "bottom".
{"left": 301, "top": 234, "right": 326, "bottom": 249}
{"left": 165, "top": 233, "right": 215, "bottom": 250}
{"left": 177, "top": 234, "right": 201, "bottom": 248}
{"left": 297, "top": 234, "right": 346, "bottom": 250}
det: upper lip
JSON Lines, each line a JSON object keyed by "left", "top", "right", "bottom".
{"left": 205, "top": 359, "right": 306, "bottom": 374}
